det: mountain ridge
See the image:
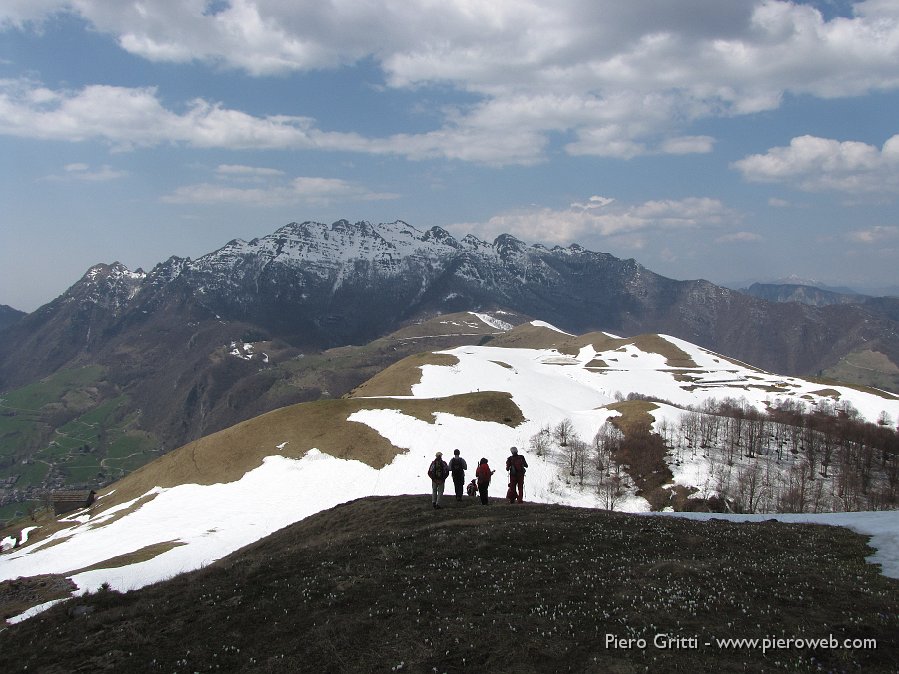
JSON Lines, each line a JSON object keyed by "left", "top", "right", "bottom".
{"left": 6, "top": 219, "right": 899, "bottom": 382}
{"left": 0, "top": 305, "right": 25, "bottom": 333}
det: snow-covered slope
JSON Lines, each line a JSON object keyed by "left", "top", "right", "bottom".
{"left": 3, "top": 321, "right": 899, "bottom": 620}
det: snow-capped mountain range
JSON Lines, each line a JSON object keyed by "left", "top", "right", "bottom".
{"left": 7, "top": 219, "right": 899, "bottom": 377}
{"left": 3, "top": 317, "right": 898, "bottom": 623}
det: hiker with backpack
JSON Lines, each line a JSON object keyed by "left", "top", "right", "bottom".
{"left": 427, "top": 451, "right": 450, "bottom": 509}
{"left": 475, "top": 457, "right": 495, "bottom": 505}
{"left": 505, "top": 446, "right": 528, "bottom": 503}
{"left": 448, "top": 449, "right": 468, "bottom": 501}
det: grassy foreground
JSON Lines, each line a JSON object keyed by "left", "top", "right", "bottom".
{"left": 1, "top": 496, "right": 897, "bottom": 673}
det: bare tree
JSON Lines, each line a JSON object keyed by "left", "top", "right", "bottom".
{"left": 553, "top": 418, "right": 575, "bottom": 448}
{"left": 597, "top": 473, "right": 626, "bottom": 511}
{"left": 563, "top": 432, "right": 585, "bottom": 478}
{"left": 593, "top": 421, "right": 623, "bottom": 475}
{"left": 802, "top": 422, "right": 819, "bottom": 481}
{"left": 735, "top": 462, "right": 765, "bottom": 513}
{"left": 529, "top": 425, "right": 552, "bottom": 458}
{"left": 572, "top": 438, "right": 589, "bottom": 485}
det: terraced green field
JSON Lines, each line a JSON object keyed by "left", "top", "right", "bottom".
{"left": 0, "top": 367, "right": 158, "bottom": 522}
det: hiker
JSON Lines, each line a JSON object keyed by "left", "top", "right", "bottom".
{"left": 505, "top": 446, "right": 528, "bottom": 503}
{"left": 448, "top": 449, "right": 468, "bottom": 501}
{"left": 427, "top": 451, "right": 450, "bottom": 509}
{"left": 466, "top": 479, "right": 478, "bottom": 498}
{"left": 475, "top": 457, "right": 494, "bottom": 505}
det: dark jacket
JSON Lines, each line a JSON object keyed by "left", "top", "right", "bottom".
{"left": 449, "top": 456, "right": 467, "bottom": 476}
{"left": 506, "top": 454, "right": 528, "bottom": 477}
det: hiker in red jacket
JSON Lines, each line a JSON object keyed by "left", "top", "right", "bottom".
{"left": 505, "top": 446, "right": 528, "bottom": 503}
{"left": 475, "top": 457, "right": 494, "bottom": 505}
{"left": 427, "top": 451, "right": 450, "bottom": 509}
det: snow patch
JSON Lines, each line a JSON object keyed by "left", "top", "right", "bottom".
{"left": 469, "top": 312, "right": 513, "bottom": 331}
{"left": 530, "top": 320, "right": 574, "bottom": 335}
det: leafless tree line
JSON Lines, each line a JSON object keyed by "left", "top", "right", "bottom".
{"left": 529, "top": 418, "right": 632, "bottom": 511}
{"left": 660, "top": 397, "right": 899, "bottom": 513}
{"left": 530, "top": 396, "right": 898, "bottom": 514}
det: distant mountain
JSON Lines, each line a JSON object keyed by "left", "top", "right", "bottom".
{"left": 771, "top": 275, "right": 861, "bottom": 295}
{"left": 0, "top": 305, "right": 25, "bottom": 333}
{"left": 740, "top": 282, "right": 864, "bottom": 307}
{"left": 6, "top": 219, "right": 899, "bottom": 377}
{"left": 2, "top": 219, "right": 899, "bottom": 494}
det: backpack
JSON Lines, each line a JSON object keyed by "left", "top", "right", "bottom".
{"left": 432, "top": 460, "right": 447, "bottom": 480}
{"left": 476, "top": 464, "right": 492, "bottom": 484}
{"left": 508, "top": 455, "right": 525, "bottom": 477}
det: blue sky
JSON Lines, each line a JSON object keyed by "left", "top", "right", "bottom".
{"left": 2, "top": 0, "right": 899, "bottom": 311}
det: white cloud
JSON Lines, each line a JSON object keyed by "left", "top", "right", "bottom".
{"left": 6, "top": 1, "right": 899, "bottom": 165}
{"left": 716, "top": 231, "right": 763, "bottom": 243}
{"left": 660, "top": 135, "right": 716, "bottom": 155}
{"left": 215, "top": 164, "right": 285, "bottom": 177}
{"left": 163, "top": 174, "right": 398, "bottom": 207}
{"left": 847, "top": 225, "right": 899, "bottom": 243}
{"left": 42, "top": 162, "right": 127, "bottom": 182}
{"left": 213, "top": 164, "right": 286, "bottom": 183}
{"left": 0, "top": 79, "right": 546, "bottom": 165}
{"left": 452, "top": 195, "right": 736, "bottom": 246}
{"left": 0, "top": 0, "right": 66, "bottom": 27}
{"left": 733, "top": 134, "right": 899, "bottom": 194}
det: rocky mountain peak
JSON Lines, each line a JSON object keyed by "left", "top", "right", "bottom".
{"left": 422, "top": 226, "right": 459, "bottom": 248}
{"left": 67, "top": 262, "right": 146, "bottom": 313}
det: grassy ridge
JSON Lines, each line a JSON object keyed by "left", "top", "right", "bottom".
{"left": 76, "top": 391, "right": 524, "bottom": 513}
{"left": 1, "top": 496, "right": 896, "bottom": 672}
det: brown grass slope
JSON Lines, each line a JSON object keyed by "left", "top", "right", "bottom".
{"left": 490, "top": 324, "right": 710, "bottom": 370}
{"left": 349, "top": 352, "right": 460, "bottom": 396}
{"left": 1, "top": 496, "right": 897, "bottom": 673}
{"left": 87, "top": 391, "right": 523, "bottom": 514}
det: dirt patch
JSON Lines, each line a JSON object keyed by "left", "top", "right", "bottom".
{"left": 350, "top": 352, "right": 460, "bottom": 396}
{"left": 604, "top": 400, "right": 658, "bottom": 435}
{"left": 584, "top": 358, "right": 609, "bottom": 368}
{"left": 488, "top": 323, "right": 573, "bottom": 349}
{"left": 604, "top": 401, "right": 673, "bottom": 509}
{"left": 67, "top": 541, "right": 188, "bottom": 576}
{"left": 810, "top": 388, "right": 842, "bottom": 400}
{"left": 558, "top": 333, "right": 700, "bottom": 369}
{"left": 0, "top": 574, "right": 76, "bottom": 621}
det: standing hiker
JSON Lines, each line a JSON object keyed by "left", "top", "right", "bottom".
{"left": 428, "top": 451, "right": 450, "bottom": 509}
{"left": 448, "top": 449, "right": 468, "bottom": 501}
{"left": 475, "top": 457, "right": 495, "bottom": 505}
{"left": 505, "top": 446, "right": 528, "bottom": 503}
